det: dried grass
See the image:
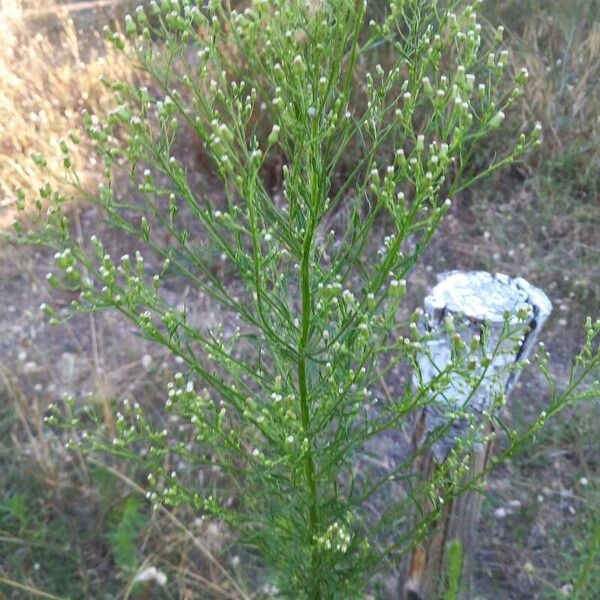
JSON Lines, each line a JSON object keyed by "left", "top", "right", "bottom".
{"left": 515, "top": 10, "right": 600, "bottom": 177}
{"left": 0, "top": 0, "right": 136, "bottom": 226}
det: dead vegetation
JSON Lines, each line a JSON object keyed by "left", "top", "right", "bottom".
{"left": 0, "top": 0, "right": 136, "bottom": 227}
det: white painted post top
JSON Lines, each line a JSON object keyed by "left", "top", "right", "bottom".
{"left": 415, "top": 271, "right": 552, "bottom": 461}
{"left": 424, "top": 271, "right": 552, "bottom": 326}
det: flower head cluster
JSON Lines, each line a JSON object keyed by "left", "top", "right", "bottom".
{"left": 315, "top": 521, "right": 352, "bottom": 554}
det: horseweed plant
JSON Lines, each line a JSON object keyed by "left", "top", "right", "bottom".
{"left": 11, "top": 0, "right": 600, "bottom": 597}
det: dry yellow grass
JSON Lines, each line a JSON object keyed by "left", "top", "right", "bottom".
{"left": 0, "top": 0, "right": 136, "bottom": 226}
{"left": 516, "top": 13, "right": 600, "bottom": 173}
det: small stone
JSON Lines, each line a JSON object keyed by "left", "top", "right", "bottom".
{"left": 141, "top": 354, "right": 152, "bottom": 369}
{"left": 560, "top": 487, "right": 574, "bottom": 498}
{"left": 493, "top": 507, "right": 507, "bottom": 519}
{"left": 57, "top": 352, "right": 76, "bottom": 383}
{"left": 560, "top": 583, "right": 573, "bottom": 596}
{"left": 579, "top": 477, "right": 589, "bottom": 486}
{"left": 23, "top": 361, "right": 38, "bottom": 373}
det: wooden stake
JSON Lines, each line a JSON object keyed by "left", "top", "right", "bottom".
{"left": 402, "top": 271, "right": 552, "bottom": 600}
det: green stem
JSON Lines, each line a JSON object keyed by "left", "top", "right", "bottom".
{"left": 298, "top": 221, "right": 321, "bottom": 599}
{"left": 296, "top": 106, "right": 325, "bottom": 597}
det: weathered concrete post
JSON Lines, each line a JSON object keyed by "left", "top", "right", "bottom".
{"left": 402, "top": 271, "right": 552, "bottom": 600}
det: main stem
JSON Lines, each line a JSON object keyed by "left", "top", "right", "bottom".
{"left": 297, "top": 111, "right": 323, "bottom": 597}
{"left": 298, "top": 224, "right": 320, "bottom": 598}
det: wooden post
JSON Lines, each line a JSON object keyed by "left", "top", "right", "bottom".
{"left": 402, "top": 271, "right": 552, "bottom": 600}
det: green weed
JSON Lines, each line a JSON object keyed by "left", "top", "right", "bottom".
{"left": 6, "top": 0, "right": 600, "bottom": 598}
